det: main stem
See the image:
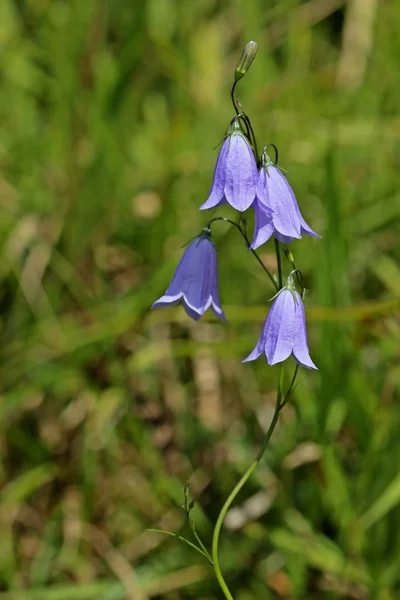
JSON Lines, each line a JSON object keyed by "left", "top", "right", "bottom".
{"left": 211, "top": 238, "right": 284, "bottom": 599}
{"left": 211, "top": 368, "right": 284, "bottom": 599}
{"left": 275, "top": 238, "right": 283, "bottom": 288}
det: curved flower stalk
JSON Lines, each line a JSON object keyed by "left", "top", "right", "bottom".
{"left": 243, "top": 276, "right": 317, "bottom": 370}
{"left": 152, "top": 232, "right": 225, "bottom": 322}
{"left": 200, "top": 119, "right": 261, "bottom": 213}
{"left": 256, "top": 151, "right": 320, "bottom": 244}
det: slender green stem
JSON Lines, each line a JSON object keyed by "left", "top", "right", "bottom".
{"left": 211, "top": 469, "right": 255, "bottom": 600}
{"left": 282, "top": 245, "right": 304, "bottom": 293}
{"left": 236, "top": 113, "right": 251, "bottom": 142}
{"left": 208, "top": 217, "right": 278, "bottom": 291}
{"left": 280, "top": 364, "right": 299, "bottom": 409}
{"left": 146, "top": 529, "right": 213, "bottom": 564}
{"left": 209, "top": 186, "right": 288, "bottom": 600}
{"left": 243, "top": 228, "right": 278, "bottom": 291}
{"left": 275, "top": 238, "right": 283, "bottom": 288}
{"left": 211, "top": 367, "right": 285, "bottom": 599}
{"left": 230, "top": 81, "right": 259, "bottom": 163}
{"left": 189, "top": 518, "right": 213, "bottom": 564}
{"left": 183, "top": 482, "right": 213, "bottom": 563}
{"left": 230, "top": 80, "right": 241, "bottom": 116}
{"left": 242, "top": 114, "right": 260, "bottom": 165}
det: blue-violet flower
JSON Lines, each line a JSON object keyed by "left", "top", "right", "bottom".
{"left": 200, "top": 120, "right": 259, "bottom": 213}
{"left": 256, "top": 152, "right": 320, "bottom": 244}
{"left": 242, "top": 279, "right": 317, "bottom": 369}
{"left": 152, "top": 232, "right": 226, "bottom": 322}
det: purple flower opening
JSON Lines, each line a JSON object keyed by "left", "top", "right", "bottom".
{"left": 200, "top": 124, "right": 258, "bottom": 213}
{"left": 242, "top": 289, "right": 317, "bottom": 369}
{"left": 257, "top": 164, "right": 320, "bottom": 243}
{"left": 152, "top": 236, "right": 226, "bottom": 322}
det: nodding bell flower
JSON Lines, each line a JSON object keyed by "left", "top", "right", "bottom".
{"left": 242, "top": 276, "right": 317, "bottom": 369}
{"left": 200, "top": 119, "right": 259, "bottom": 213}
{"left": 257, "top": 150, "right": 320, "bottom": 244}
{"left": 152, "top": 230, "right": 226, "bottom": 322}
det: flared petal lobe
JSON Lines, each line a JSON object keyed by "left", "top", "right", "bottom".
{"left": 283, "top": 175, "right": 321, "bottom": 239}
{"left": 292, "top": 291, "right": 317, "bottom": 369}
{"left": 209, "top": 247, "right": 226, "bottom": 320}
{"left": 152, "top": 236, "right": 226, "bottom": 322}
{"left": 200, "top": 127, "right": 258, "bottom": 212}
{"left": 264, "top": 290, "right": 296, "bottom": 364}
{"left": 257, "top": 164, "right": 320, "bottom": 243}
{"left": 242, "top": 288, "right": 317, "bottom": 369}
{"left": 258, "top": 167, "right": 301, "bottom": 240}
{"left": 250, "top": 198, "right": 274, "bottom": 250}
{"left": 242, "top": 315, "right": 268, "bottom": 363}
{"left": 200, "top": 138, "right": 230, "bottom": 210}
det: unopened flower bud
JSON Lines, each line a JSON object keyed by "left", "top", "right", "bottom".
{"left": 286, "top": 250, "right": 295, "bottom": 263}
{"left": 235, "top": 41, "right": 258, "bottom": 82}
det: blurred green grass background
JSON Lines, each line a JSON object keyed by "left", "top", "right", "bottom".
{"left": 1, "top": 0, "right": 400, "bottom": 598}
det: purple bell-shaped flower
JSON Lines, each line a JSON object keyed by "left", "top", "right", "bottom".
{"left": 152, "top": 231, "right": 225, "bottom": 322}
{"left": 242, "top": 276, "right": 317, "bottom": 369}
{"left": 256, "top": 151, "right": 320, "bottom": 244}
{"left": 200, "top": 120, "right": 259, "bottom": 213}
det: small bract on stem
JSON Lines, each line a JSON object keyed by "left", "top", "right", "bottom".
{"left": 149, "top": 40, "right": 320, "bottom": 600}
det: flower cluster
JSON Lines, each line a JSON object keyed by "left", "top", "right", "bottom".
{"left": 152, "top": 68, "right": 320, "bottom": 370}
{"left": 149, "top": 43, "right": 321, "bottom": 600}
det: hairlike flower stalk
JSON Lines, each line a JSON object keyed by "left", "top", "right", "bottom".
{"left": 207, "top": 216, "right": 279, "bottom": 291}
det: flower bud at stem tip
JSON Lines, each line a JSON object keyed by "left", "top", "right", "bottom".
{"left": 235, "top": 40, "right": 258, "bottom": 82}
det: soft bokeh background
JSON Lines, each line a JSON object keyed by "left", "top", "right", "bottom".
{"left": 1, "top": 0, "right": 399, "bottom": 598}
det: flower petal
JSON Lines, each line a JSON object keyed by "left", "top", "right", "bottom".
{"left": 224, "top": 134, "right": 258, "bottom": 211}
{"left": 242, "top": 344, "right": 264, "bottom": 363}
{"left": 264, "top": 167, "right": 301, "bottom": 239}
{"left": 282, "top": 177, "right": 321, "bottom": 239}
{"left": 183, "top": 238, "right": 214, "bottom": 310}
{"left": 292, "top": 291, "right": 318, "bottom": 370}
{"left": 211, "top": 299, "right": 226, "bottom": 321}
{"left": 182, "top": 294, "right": 211, "bottom": 321}
{"left": 242, "top": 312, "right": 270, "bottom": 362}
{"left": 264, "top": 289, "right": 296, "bottom": 365}
{"left": 298, "top": 213, "right": 321, "bottom": 238}
{"left": 209, "top": 244, "right": 226, "bottom": 321}
{"left": 200, "top": 138, "right": 229, "bottom": 210}
{"left": 161, "top": 238, "right": 207, "bottom": 298}
{"left": 250, "top": 199, "right": 274, "bottom": 250}
{"left": 273, "top": 231, "right": 301, "bottom": 244}
{"left": 152, "top": 292, "right": 183, "bottom": 310}
{"left": 151, "top": 237, "right": 225, "bottom": 322}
